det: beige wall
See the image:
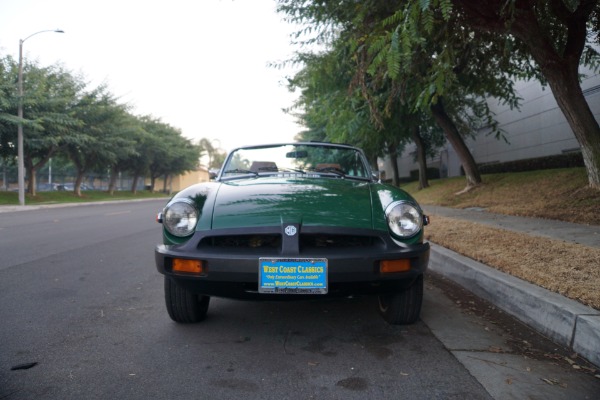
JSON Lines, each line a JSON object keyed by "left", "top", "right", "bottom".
{"left": 151, "top": 168, "right": 210, "bottom": 193}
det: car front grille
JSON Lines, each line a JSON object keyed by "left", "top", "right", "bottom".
{"left": 300, "top": 234, "right": 379, "bottom": 249}
{"left": 199, "top": 233, "right": 383, "bottom": 252}
{"left": 202, "top": 234, "right": 282, "bottom": 249}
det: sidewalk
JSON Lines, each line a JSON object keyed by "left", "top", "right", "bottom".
{"left": 425, "top": 205, "right": 600, "bottom": 248}
{"left": 423, "top": 206, "right": 600, "bottom": 368}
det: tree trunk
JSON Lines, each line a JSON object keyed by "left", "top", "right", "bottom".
{"left": 69, "top": 156, "right": 85, "bottom": 197}
{"left": 508, "top": 4, "right": 600, "bottom": 189}
{"left": 430, "top": 99, "right": 481, "bottom": 188}
{"left": 25, "top": 157, "right": 49, "bottom": 196}
{"left": 529, "top": 55, "right": 600, "bottom": 190}
{"left": 390, "top": 155, "right": 400, "bottom": 186}
{"left": 131, "top": 175, "right": 139, "bottom": 194}
{"left": 108, "top": 167, "right": 118, "bottom": 195}
{"left": 25, "top": 162, "right": 37, "bottom": 197}
{"left": 411, "top": 125, "right": 429, "bottom": 189}
{"left": 387, "top": 143, "right": 400, "bottom": 186}
{"left": 162, "top": 174, "right": 169, "bottom": 194}
{"left": 74, "top": 171, "right": 84, "bottom": 197}
{"left": 452, "top": 0, "right": 600, "bottom": 189}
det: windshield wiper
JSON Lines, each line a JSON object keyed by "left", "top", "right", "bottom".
{"left": 311, "top": 167, "right": 370, "bottom": 181}
{"left": 314, "top": 167, "right": 346, "bottom": 177}
{"left": 222, "top": 169, "right": 258, "bottom": 176}
{"left": 279, "top": 168, "right": 307, "bottom": 174}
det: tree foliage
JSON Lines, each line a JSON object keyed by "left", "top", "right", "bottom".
{"left": 278, "top": 0, "right": 600, "bottom": 190}
{"left": 0, "top": 54, "right": 207, "bottom": 196}
{"left": 141, "top": 116, "right": 201, "bottom": 193}
{"left": 199, "top": 138, "right": 226, "bottom": 170}
{"left": 278, "top": 0, "right": 519, "bottom": 188}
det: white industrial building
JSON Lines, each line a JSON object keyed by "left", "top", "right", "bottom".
{"left": 381, "top": 71, "right": 600, "bottom": 179}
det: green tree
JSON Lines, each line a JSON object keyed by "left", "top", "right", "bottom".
{"left": 141, "top": 117, "right": 201, "bottom": 192}
{"left": 199, "top": 138, "right": 216, "bottom": 168}
{"left": 280, "top": 0, "right": 600, "bottom": 191}
{"left": 0, "top": 56, "right": 19, "bottom": 162}
{"left": 105, "top": 112, "right": 143, "bottom": 195}
{"left": 287, "top": 35, "right": 448, "bottom": 186}
{"left": 161, "top": 135, "right": 202, "bottom": 193}
{"left": 210, "top": 150, "right": 227, "bottom": 170}
{"left": 278, "top": 0, "right": 508, "bottom": 188}
{"left": 393, "top": 0, "right": 600, "bottom": 188}
{"left": 1, "top": 55, "right": 203, "bottom": 196}
{"left": 65, "top": 85, "right": 138, "bottom": 196}
{"left": 122, "top": 118, "right": 158, "bottom": 193}
{"left": 198, "top": 137, "right": 226, "bottom": 172}
{"left": 22, "top": 62, "right": 83, "bottom": 195}
{"left": 351, "top": 1, "right": 525, "bottom": 189}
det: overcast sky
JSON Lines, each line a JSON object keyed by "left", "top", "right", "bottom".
{"left": 0, "top": 0, "right": 305, "bottom": 153}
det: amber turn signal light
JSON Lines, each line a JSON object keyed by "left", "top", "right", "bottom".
{"left": 380, "top": 259, "right": 410, "bottom": 273}
{"left": 172, "top": 259, "right": 204, "bottom": 274}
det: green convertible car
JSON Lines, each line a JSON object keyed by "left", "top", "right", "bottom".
{"left": 155, "top": 142, "right": 430, "bottom": 324}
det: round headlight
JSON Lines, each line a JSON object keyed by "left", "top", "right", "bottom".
{"left": 163, "top": 200, "right": 198, "bottom": 237}
{"left": 385, "top": 201, "right": 423, "bottom": 238}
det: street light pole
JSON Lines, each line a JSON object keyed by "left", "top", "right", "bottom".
{"left": 17, "top": 29, "right": 64, "bottom": 206}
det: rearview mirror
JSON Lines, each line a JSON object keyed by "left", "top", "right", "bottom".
{"left": 286, "top": 150, "right": 308, "bottom": 158}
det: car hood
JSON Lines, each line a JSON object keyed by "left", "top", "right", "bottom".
{"left": 211, "top": 177, "right": 374, "bottom": 230}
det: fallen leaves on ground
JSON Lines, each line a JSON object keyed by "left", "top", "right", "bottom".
{"left": 425, "top": 216, "right": 600, "bottom": 310}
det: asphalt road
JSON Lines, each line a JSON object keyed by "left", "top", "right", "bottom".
{"left": 0, "top": 200, "right": 598, "bottom": 399}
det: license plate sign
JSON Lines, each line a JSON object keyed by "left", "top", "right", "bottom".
{"left": 259, "top": 258, "right": 328, "bottom": 294}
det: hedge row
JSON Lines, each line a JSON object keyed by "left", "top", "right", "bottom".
{"left": 477, "top": 152, "right": 584, "bottom": 174}
{"left": 409, "top": 167, "right": 441, "bottom": 181}
{"left": 391, "top": 152, "right": 584, "bottom": 184}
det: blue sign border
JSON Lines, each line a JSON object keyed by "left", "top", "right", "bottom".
{"left": 259, "top": 258, "right": 328, "bottom": 294}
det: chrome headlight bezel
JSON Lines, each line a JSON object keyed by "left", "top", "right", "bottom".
{"left": 385, "top": 201, "right": 423, "bottom": 239}
{"left": 162, "top": 199, "right": 199, "bottom": 237}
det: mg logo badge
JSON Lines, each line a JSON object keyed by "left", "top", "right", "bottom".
{"left": 284, "top": 225, "right": 297, "bottom": 236}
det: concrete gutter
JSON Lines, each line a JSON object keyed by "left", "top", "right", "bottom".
{"left": 429, "top": 243, "right": 600, "bottom": 368}
{"left": 0, "top": 198, "right": 166, "bottom": 214}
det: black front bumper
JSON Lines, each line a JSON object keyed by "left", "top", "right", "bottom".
{"left": 155, "top": 225, "right": 430, "bottom": 300}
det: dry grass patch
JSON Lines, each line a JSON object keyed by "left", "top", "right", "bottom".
{"left": 426, "top": 215, "right": 600, "bottom": 310}
{"left": 405, "top": 168, "right": 600, "bottom": 225}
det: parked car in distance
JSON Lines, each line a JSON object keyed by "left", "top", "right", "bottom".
{"left": 37, "top": 183, "right": 59, "bottom": 191}
{"left": 155, "top": 142, "right": 430, "bottom": 324}
{"left": 56, "top": 183, "right": 94, "bottom": 191}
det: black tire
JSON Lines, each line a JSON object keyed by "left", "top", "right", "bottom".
{"left": 378, "top": 275, "right": 423, "bottom": 325}
{"left": 164, "top": 277, "right": 210, "bottom": 323}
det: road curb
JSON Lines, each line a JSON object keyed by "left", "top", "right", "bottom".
{"left": 429, "top": 243, "right": 600, "bottom": 368}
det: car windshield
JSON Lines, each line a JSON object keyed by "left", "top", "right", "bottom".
{"left": 219, "top": 143, "right": 371, "bottom": 181}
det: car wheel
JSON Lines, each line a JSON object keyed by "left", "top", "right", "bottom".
{"left": 378, "top": 275, "right": 423, "bottom": 325}
{"left": 164, "top": 277, "right": 210, "bottom": 323}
